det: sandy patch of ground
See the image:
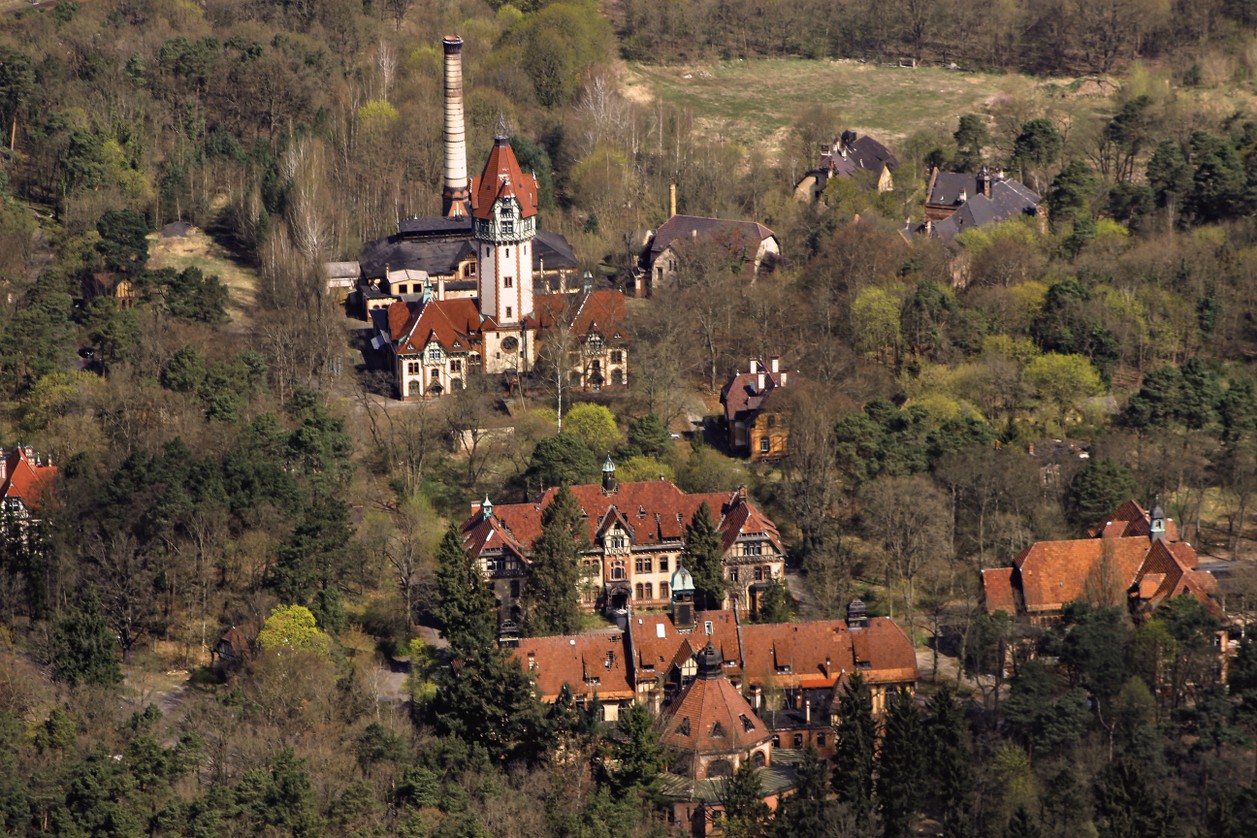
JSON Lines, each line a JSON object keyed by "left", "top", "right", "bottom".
{"left": 147, "top": 226, "right": 258, "bottom": 332}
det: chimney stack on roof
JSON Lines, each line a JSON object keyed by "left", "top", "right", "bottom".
{"left": 441, "top": 36, "right": 470, "bottom": 218}
{"left": 669, "top": 181, "right": 677, "bottom": 217}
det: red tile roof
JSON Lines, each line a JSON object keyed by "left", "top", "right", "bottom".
{"left": 981, "top": 567, "right": 1017, "bottom": 616}
{"left": 462, "top": 481, "right": 782, "bottom": 558}
{"left": 471, "top": 136, "right": 538, "bottom": 221}
{"left": 1091, "top": 499, "right": 1180, "bottom": 541}
{"left": 533, "top": 290, "right": 629, "bottom": 344}
{"left": 1, "top": 447, "right": 57, "bottom": 511}
{"left": 739, "top": 617, "right": 917, "bottom": 689}
{"left": 663, "top": 645, "right": 770, "bottom": 771}
{"left": 511, "top": 633, "right": 634, "bottom": 702}
{"left": 389, "top": 297, "right": 484, "bottom": 355}
{"left": 1012, "top": 537, "right": 1150, "bottom": 614}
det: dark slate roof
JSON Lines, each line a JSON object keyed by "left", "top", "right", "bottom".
{"left": 359, "top": 235, "right": 475, "bottom": 280}
{"left": 645, "top": 215, "right": 776, "bottom": 269}
{"left": 927, "top": 171, "right": 981, "bottom": 207}
{"left": 535, "top": 229, "right": 580, "bottom": 271}
{"left": 931, "top": 180, "right": 1041, "bottom": 242}
{"left": 360, "top": 227, "right": 579, "bottom": 280}
{"left": 397, "top": 216, "right": 474, "bottom": 238}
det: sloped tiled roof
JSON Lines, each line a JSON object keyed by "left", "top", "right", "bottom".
{"left": 981, "top": 567, "right": 1017, "bottom": 616}
{"left": 1, "top": 447, "right": 57, "bottom": 511}
{"left": 464, "top": 481, "right": 782, "bottom": 558}
{"left": 931, "top": 180, "right": 1040, "bottom": 242}
{"left": 471, "top": 136, "right": 539, "bottom": 221}
{"left": 388, "top": 298, "right": 484, "bottom": 355}
{"left": 647, "top": 215, "right": 776, "bottom": 267}
{"left": 720, "top": 364, "right": 791, "bottom": 425}
{"left": 663, "top": 644, "right": 770, "bottom": 772}
{"left": 533, "top": 290, "right": 629, "bottom": 344}
{"left": 1012, "top": 537, "right": 1150, "bottom": 614}
{"left": 740, "top": 618, "right": 917, "bottom": 689}
{"left": 1091, "top": 499, "right": 1181, "bottom": 542}
{"left": 511, "top": 633, "right": 634, "bottom": 702}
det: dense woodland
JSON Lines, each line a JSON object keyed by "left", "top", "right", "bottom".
{"left": 5, "top": 0, "right": 1257, "bottom": 835}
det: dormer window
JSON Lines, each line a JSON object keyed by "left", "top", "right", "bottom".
{"left": 679, "top": 718, "right": 691, "bottom": 736}
{"left": 426, "top": 346, "right": 442, "bottom": 363}
{"left": 711, "top": 722, "right": 725, "bottom": 738}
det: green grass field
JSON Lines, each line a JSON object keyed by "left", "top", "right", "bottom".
{"left": 624, "top": 59, "right": 1081, "bottom": 150}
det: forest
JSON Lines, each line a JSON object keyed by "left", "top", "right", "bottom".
{"left": 4, "top": 0, "right": 1257, "bottom": 835}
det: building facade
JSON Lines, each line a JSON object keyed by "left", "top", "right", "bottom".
{"left": 720, "top": 357, "right": 795, "bottom": 461}
{"left": 459, "top": 469, "right": 785, "bottom": 621}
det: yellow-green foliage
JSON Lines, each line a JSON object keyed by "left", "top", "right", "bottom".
{"left": 981, "top": 335, "right": 1041, "bottom": 367}
{"left": 909, "top": 391, "right": 987, "bottom": 424}
{"left": 405, "top": 637, "right": 438, "bottom": 706}
{"left": 256, "top": 605, "right": 331, "bottom": 654}
{"left": 955, "top": 215, "right": 1044, "bottom": 256}
{"left": 851, "top": 286, "right": 902, "bottom": 356}
{"left": 357, "top": 100, "right": 400, "bottom": 125}
{"left": 406, "top": 46, "right": 440, "bottom": 79}
{"left": 616, "top": 455, "right": 676, "bottom": 483}
{"left": 564, "top": 402, "right": 620, "bottom": 455}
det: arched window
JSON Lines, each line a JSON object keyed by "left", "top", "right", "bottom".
{"left": 752, "top": 750, "right": 767, "bottom": 767}
{"left": 610, "top": 560, "right": 625, "bottom": 581}
{"left": 635, "top": 583, "right": 644, "bottom": 600}
{"left": 660, "top": 582, "right": 669, "bottom": 598}
{"left": 707, "top": 760, "right": 733, "bottom": 779}
{"left": 644, "top": 582, "right": 653, "bottom": 599}
{"left": 611, "top": 368, "right": 624, "bottom": 385}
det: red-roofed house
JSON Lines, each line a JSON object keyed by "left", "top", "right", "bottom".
{"left": 460, "top": 470, "right": 784, "bottom": 621}
{"left": 981, "top": 500, "right": 1221, "bottom": 625}
{"left": 534, "top": 288, "right": 629, "bottom": 390}
{"left": 720, "top": 356, "right": 796, "bottom": 461}
{"left": 1, "top": 445, "right": 57, "bottom": 522}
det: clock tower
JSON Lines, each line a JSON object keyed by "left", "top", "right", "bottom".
{"left": 471, "top": 116, "right": 537, "bottom": 328}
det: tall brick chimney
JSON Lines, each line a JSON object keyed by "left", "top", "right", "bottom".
{"left": 441, "top": 36, "right": 470, "bottom": 218}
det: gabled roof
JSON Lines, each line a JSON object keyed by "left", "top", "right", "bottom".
{"left": 647, "top": 215, "right": 776, "bottom": 267}
{"left": 626, "top": 610, "right": 741, "bottom": 680}
{"left": 471, "top": 136, "right": 539, "bottom": 221}
{"left": 387, "top": 298, "right": 484, "bottom": 355}
{"left": 463, "top": 481, "right": 782, "bottom": 557}
{"left": 533, "top": 290, "right": 629, "bottom": 344}
{"left": 739, "top": 618, "right": 917, "bottom": 689}
{"left": 931, "top": 180, "right": 1040, "bottom": 242}
{"left": 1, "top": 447, "right": 57, "bottom": 511}
{"left": 1091, "top": 499, "right": 1181, "bottom": 542}
{"left": 720, "top": 364, "right": 790, "bottom": 424}
{"left": 981, "top": 567, "right": 1017, "bottom": 616}
{"left": 512, "top": 633, "right": 634, "bottom": 702}
{"left": 1011, "top": 537, "right": 1150, "bottom": 614}
{"left": 460, "top": 507, "right": 530, "bottom": 562}
{"left": 818, "top": 133, "right": 898, "bottom": 176}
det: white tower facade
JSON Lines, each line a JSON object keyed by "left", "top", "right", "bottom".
{"left": 471, "top": 123, "right": 538, "bottom": 327}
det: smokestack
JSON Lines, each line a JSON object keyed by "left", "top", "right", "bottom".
{"left": 441, "top": 36, "right": 470, "bottom": 218}
{"left": 669, "top": 181, "right": 677, "bottom": 217}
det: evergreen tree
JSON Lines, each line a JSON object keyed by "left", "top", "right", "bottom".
{"left": 755, "top": 576, "right": 794, "bottom": 623}
{"left": 721, "top": 760, "right": 771, "bottom": 837}
{"left": 625, "top": 413, "right": 671, "bottom": 458}
{"left": 430, "top": 526, "right": 548, "bottom": 766}
{"left": 1005, "top": 806, "right": 1042, "bottom": 838}
{"left": 926, "top": 687, "right": 976, "bottom": 837}
{"left": 774, "top": 746, "right": 837, "bottom": 835}
{"left": 832, "top": 673, "right": 876, "bottom": 822}
{"left": 53, "top": 588, "right": 122, "bottom": 687}
{"left": 682, "top": 502, "right": 725, "bottom": 609}
{"left": 433, "top": 524, "right": 497, "bottom": 649}
{"left": 521, "top": 485, "right": 583, "bottom": 636}
{"left": 1065, "top": 459, "right": 1137, "bottom": 531}
{"left": 430, "top": 636, "right": 549, "bottom": 766}
{"left": 610, "top": 702, "right": 665, "bottom": 795}
{"left": 876, "top": 687, "right": 926, "bottom": 838}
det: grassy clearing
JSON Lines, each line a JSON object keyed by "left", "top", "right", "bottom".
{"left": 147, "top": 227, "right": 258, "bottom": 331}
{"left": 624, "top": 59, "right": 1088, "bottom": 151}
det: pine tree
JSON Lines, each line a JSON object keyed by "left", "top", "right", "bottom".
{"left": 433, "top": 525, "right": 496, "bottom": 650}
{"left": 774, "top": 746, "right": 835, "bottom": 835}
{"left": 682, "top": 502, "right": 725, "bottom": 609}
{"left": 832, "top": 673, "right": 876, "bottom": 822}
{"left": 431, "top": 527, "right": 548, "bottom": 766}
{"left": 927, "top": 687, "right": 976, "bottom": 837}
{"left": 53, "top": 587, "right": 122, "bottom": 687}
{"left": 721, "top": 760, "right": 771, "bottom": 837}
{"left": 876, "top": 687, "right": 926, "bottom": 838}
{"left": 521, "top": 485, "right": 583, "bottom": 636}
{"left": 610, "top": 702, "right": 665, "bottom": 795}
